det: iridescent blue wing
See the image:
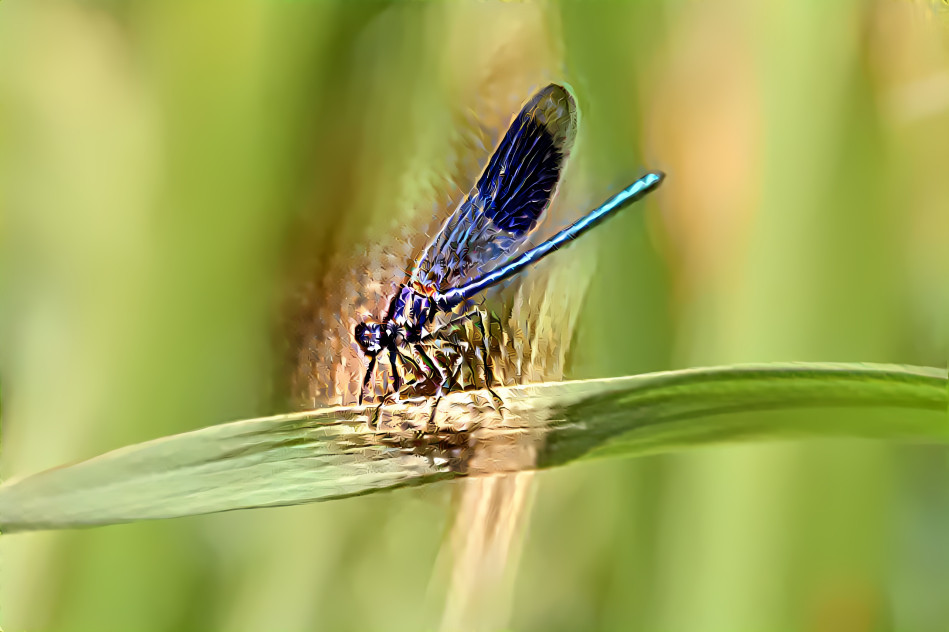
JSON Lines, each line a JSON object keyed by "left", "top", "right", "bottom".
{"left": 410, "top": 84, "right": 577, "bottom": 292}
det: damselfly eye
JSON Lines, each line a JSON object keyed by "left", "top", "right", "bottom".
{"left": 354, "top": 321, "right": 384, "bottom": 355}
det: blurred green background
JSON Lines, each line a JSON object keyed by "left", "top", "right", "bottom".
{"left": 2, "top": 1, "right": 948, "bottom": 630}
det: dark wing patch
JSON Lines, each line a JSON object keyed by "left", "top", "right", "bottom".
{"left": 477, "top": 92, "right": 568, "bottom": 235}
{"left": 411, "top": 84, "right": 577, "bottom": 291}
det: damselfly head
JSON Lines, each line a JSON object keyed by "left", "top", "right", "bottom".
{"left": 354, "top": 321, "right": 387, "bottom": 355}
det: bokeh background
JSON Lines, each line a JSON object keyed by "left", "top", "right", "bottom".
{"left": 2, "top": 1, "right": 948, "bottom": 630}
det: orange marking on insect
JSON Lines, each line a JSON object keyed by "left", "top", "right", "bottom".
{"left": 410, "top": 281, "right": 439, "bottom": 297}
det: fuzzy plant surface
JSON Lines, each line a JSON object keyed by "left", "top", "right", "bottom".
{"left": 0, "top": 362, "right": 945, "bottom": 534}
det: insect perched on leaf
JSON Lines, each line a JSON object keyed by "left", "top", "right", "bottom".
{"left": 354, "top": 83, "right": 664, "bottom": 407}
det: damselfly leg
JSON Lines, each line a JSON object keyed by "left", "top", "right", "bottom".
{"left": 366, "top": 309, "right": 502, "bottom": 428}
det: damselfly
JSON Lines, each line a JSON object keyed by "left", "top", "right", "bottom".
{"left": 355, "top": 84, "right": 664, "bottom": 406}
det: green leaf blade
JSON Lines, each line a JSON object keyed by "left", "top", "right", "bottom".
{"left": 0, "top": 362, "right": 945, "bottom": 534}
